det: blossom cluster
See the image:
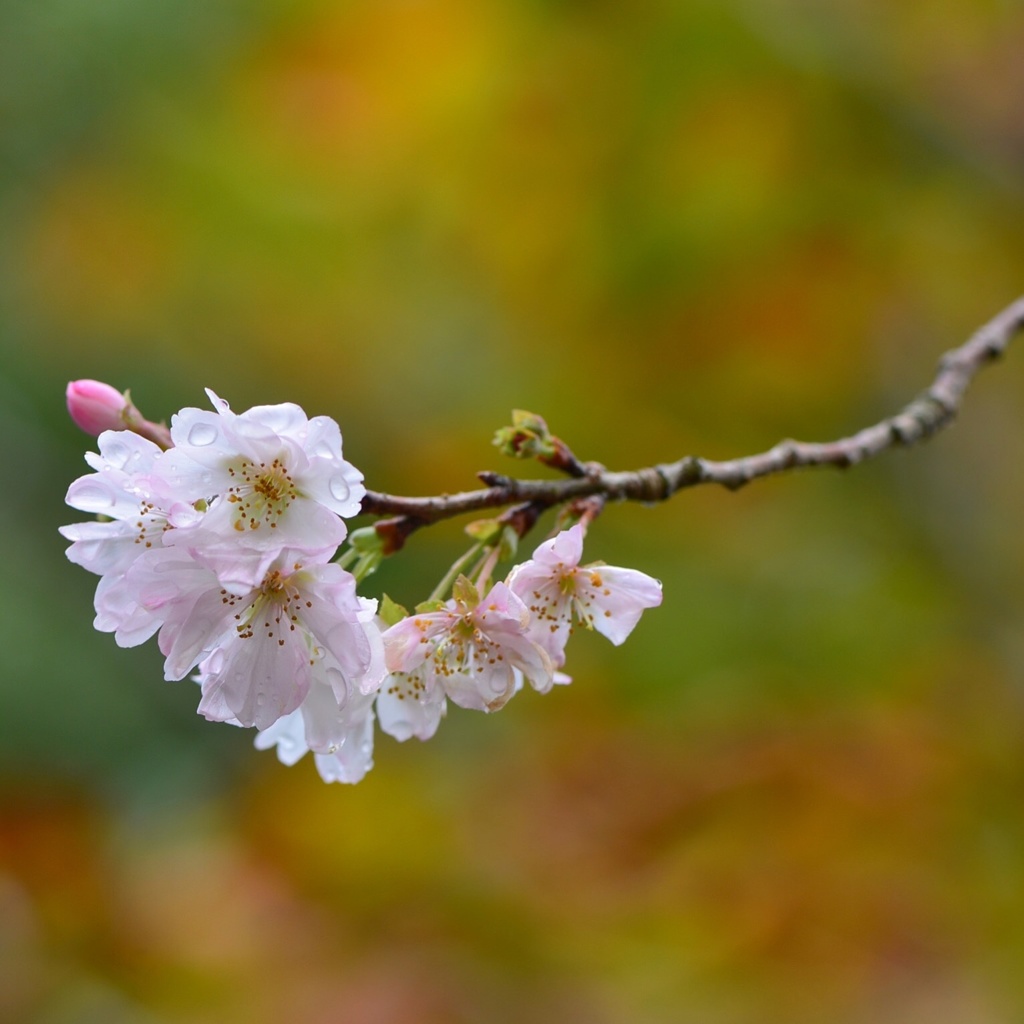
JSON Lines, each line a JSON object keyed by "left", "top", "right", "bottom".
{"left": 62, "top": 384, "right": 663, "bottom": 784}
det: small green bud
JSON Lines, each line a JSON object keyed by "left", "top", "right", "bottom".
{"left": 493, "top": 409, "right": 557, "bottom": 459}
{"left": 465, "top": 518, "right": 504, "bottom": 543}
{"left": 511, "top": 409, "right": 550, "bottom": 434}
{"left": 379, "top": 593, "right": 409, "bottom": 627}
{"left": 452, "top": 574, "right": 479, "bottom": 609}
{"left": 348, "top": 526, "right": 385, "bottom": 554}
{"left": 341, "top": 527, "right": 386, "bottom": 582}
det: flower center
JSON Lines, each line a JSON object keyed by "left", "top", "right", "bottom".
{"left": 231, "top": 568, "right": 310, "bottom": 646}
{"left": 433, "top": 615, "right": 504, "bottom": 677}
{"left": 225, "top": 457, "right": 299, "bottom": 532}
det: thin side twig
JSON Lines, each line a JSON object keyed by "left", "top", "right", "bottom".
{"left": 361, "top": 297, "right": 1024, "bottom": 545}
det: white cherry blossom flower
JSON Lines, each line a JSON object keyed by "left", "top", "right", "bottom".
{"left": 60, "top": 430, "right": 203, "bottom": 641}
{"left": 61, "top": 430, "right": 193, "bottom": 576}
{"left": 382, "top": 580, "right": 553, "bottom": 712}
{"left": 507, "top": 523, "right": 662, "bottom": 670}
{"left": 153, "top": 389, "right": 364, "bottom": 566}
{"left": 125, "top": 549, "right": 384, "bottom": 730}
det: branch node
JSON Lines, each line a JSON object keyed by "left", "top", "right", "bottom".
{"left": 478, "top": 471, "right": 514, "bottom": 488}
{"left": 374, "top": 516, "right": 423, "bottom": 555}
{"left": 774, "top": 439, "right": 800, "bottom": 468}
{"left": 675, "top": 457, "right": 704, "bottom": 487}
{"left": 633, "top": 466, "right": 670, "bottom": 503}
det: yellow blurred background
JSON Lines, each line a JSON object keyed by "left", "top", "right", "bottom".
{"left": 4, "top": 1, "right": 1024, "bottom": 1021}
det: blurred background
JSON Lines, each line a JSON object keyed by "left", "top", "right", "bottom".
{"left": 4, "top": 0, "right": 1024, "bottom": 1021}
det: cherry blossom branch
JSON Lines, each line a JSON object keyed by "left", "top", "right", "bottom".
{"left": 363, "top": 296, "right": 1024, "bottom": 551}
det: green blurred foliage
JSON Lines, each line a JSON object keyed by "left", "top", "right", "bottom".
{"left": 4, "top": 0, "right": 1024, "bottom": 1021}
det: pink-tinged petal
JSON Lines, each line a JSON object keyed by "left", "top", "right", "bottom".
{"left": 198, "top": 625, "right": 310, "bottom": 729}
{"left": 301, "top": 460, "right": 366, "bottom": 519}
{"left": 475, "top": 627, "right": 555, "bottom": 697}
{"left": 302, "top": 415, "right": 344, "bottom": 458}
{"left": 164, "top": 501, "right": 205, "bottom": 530}
{"left": 120, "top": 549, "right": 236, "bottom": 677}
{"left": 162, "top": 527, "right": 286, "bottom": 594}
{"left": 92, "top": 429, "right": 162, "bottom": 474}
{"left": 296, "top": 566, "right": 380, "bottom": 686}
{"left": 203, "top": 389, "right": 233, "bottom": 417}
{"left": 312, "top": 708, "right": 375, "bottom": 783}
{"left": 377, "top": 669, "right": 446, "bottom": 741}
{"left": 65, "top": 471, "right": 142, "bottom": 519}
{"left": 208, "top": 494, "right": 348, "bottom": 555}
{"left": 149, "top": 446, "right": 220, "bottom": 497}
{"left": 475, "top": 581, "right": 530, "bottom": 627}
{"left": 443, "top": 659, "right": 520, "bottom": 712}
{"left": 168, "top": 407, "right": 246, "bottom": 465}
{"left": 192, "top": 650, "right": 234, "bottom": 723}
{"left": 301, "top": 681, "right": 376, "bottom": 755}
{"left": 253, "top": 709, "right": 308, "bottom": 765}
{"left": 297, "top": 680, "right": 346, "bottom": 753}
{"left": 93, "top": 574, "right": 161, "bottom": 648}
{"left": 507, "top": 569, "right": 573, "bottom": 661}
{"left": 532, "top": 522, "right": 585, "bottom": 569}
{"left": 250, "top": 665, "right": 376, "bottom": 781}
{"left": 125, "top": 548, "right": 210, "bottom": 611}
{"left": 158, "top": 585, "right": 241, "bottom": 680}
{"left": 577, "top": 565, "right": 663, "bottom": 645}
{"left": 382, "top": 610, "right": 456, "bottom": 672}
{"left": 236, "top": 400, "right": 309, "bottom": 439}
{"left": 309, "top": 611, "right": 377, "bottom": 697}
{"left": 353, "top": 602, "right": 387, "bottom": 695}
{"left": 60, "top": 520, "right": 144, "bottom": 577}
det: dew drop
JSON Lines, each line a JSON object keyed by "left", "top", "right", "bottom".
{"left": 187, "top": 422, "right": 219, "bottom": 447}
{"left": 70, "top": 482, "right": 116, "bottom": 511}
{"left": 102, "top": 437, "right": 133, "bottom": 468}
{"left": 328, "top": 474, "right": 350, "bottom": 502}
{"left": 312, "top": 441, "right": 335, "bottom": 459}
{"left": 255, "top": 692, "right": 266, "bottom": 707}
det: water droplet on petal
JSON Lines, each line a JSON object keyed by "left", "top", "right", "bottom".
{"left": 102, "top": 437, "right": 133, "bottom": 468}
{"left": 328, "top": 473, "right": 350, "bottom": 502}
{"left": 70, "top": 482, "right": 116, "bottom": 511}
{"left": 255, "top": 692, "right": 266, "bottom": 706}
{"left": 187, "top": 422, "right": 219, "bottom": 447}
{"left": 324, "top": 667, "right": 346, "bottom": 695}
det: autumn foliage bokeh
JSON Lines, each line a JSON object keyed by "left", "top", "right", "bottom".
{"left": 4, "top": 2, "right": 1024, "bottom": 1021}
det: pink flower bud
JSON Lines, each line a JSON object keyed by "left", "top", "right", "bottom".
{"left": 66, "top": 379, "right": 132, "bottom": 435}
